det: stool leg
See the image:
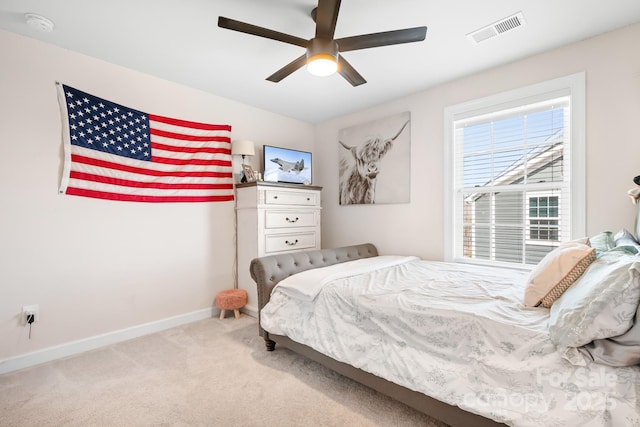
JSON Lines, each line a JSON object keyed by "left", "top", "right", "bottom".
{"left": 219, "top": 309, "right": 225, "bottom": 320}
{"left": 234, "top": 309, "right": 240, "bottom": 319}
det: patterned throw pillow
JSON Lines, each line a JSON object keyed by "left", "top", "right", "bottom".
{"left": 590, "top": 231, "right": 615, "bottom": 252}
{"left": 614, "top": 228, "right": 640, "bottom": 254}
{"left": 524, "top": 240, "right": 596, "bottom": 308}
{"left": 549, "top": 251, "right": 640, "bottom": 364}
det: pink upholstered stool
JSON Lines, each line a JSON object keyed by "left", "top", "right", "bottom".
{"left": 216, "top": 289, "right": 248, "bottom": 319}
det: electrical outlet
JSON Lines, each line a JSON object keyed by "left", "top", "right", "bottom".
{"left": 22, "top": 304, "right": 39, "bottom": 324}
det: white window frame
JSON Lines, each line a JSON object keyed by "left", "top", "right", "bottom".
{"left": 443, "top": 73, "right": 586, "bottom": 268}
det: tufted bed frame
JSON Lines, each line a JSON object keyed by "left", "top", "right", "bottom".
{"left": 249, "top": 243, "right": 504, "bottom": 427}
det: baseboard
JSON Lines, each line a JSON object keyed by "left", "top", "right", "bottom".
{"left": 241, "top": 304, "right": 258, "bottom": 318}
{"left": 0, "top": 307, "right": 215, "bottom": 375}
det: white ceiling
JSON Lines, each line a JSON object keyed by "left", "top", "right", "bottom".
{"left": 2, "top": 0, "right": 640, "bottom": 123}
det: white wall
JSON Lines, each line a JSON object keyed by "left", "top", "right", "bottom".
{"left": 0, "top": 29, "right": 314, "bottom": 362}
{"left": 316, "top": 23, "right": 640, "bottom": 260}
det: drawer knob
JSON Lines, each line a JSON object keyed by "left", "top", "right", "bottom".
{"left": 306, "top": 197, "right": 310, "bottom": 201}
{"left": 286, "top": 217, "right": 299, "bottom": 223}
{"left": 285, "top": 239, "right": 299, "bottom": 246}
{"left": 273, "top": 195, "right": 278, "bottom": 199}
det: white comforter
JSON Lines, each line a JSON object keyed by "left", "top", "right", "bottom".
{"left": 261, "top": 257, "right": 640, "bottom": 427}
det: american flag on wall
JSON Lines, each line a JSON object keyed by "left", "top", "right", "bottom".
{"left": 56, "top": 83, "right": 234, "bottom": 203}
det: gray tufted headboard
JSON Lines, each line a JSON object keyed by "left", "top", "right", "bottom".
{"left": 249, "top": 243, "right": 378, "bottom": 336}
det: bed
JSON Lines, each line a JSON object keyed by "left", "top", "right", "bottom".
{"left": 249, "top": 243, "right": 640, "bottom": 427}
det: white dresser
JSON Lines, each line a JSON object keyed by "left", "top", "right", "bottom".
{"left": 236, "top": 182, "right": 322, "bottom": 315}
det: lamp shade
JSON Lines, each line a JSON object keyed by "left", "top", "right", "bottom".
{"left": 231, "top": 140, "right": 255, "bottom": 157}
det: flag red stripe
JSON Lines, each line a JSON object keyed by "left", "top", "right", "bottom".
{"left": 150, "top": 128, "right": 232, "bottom": 142}
{"left": 70, "top": 171, "right": 233, "bottom": 190}
{"left": 151, "top": 156, "right": 231, "bottom": 167}
{"left": 72, "top": 154, "right": 232, "bottom": 178}
{"left": 148, "top": 114, "right": 232, "bottom": 131}
{"left": 151, "top": 141, "right": 231, "bottom": 154}
{"left": 66, "top": 187, "right": 235, "bottom": 203}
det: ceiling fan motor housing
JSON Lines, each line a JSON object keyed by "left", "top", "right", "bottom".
{"left": 306, "top": 38, "right": 339, "bottom": 76}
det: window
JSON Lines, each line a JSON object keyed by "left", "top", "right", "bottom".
{"left": 444, "top": 73, "right": 585, "bottom": 268}
{"left": 528, "top": 194, "right": 559, "bottom": 242}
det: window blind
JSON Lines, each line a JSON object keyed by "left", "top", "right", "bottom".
{"left": 452, "top": 96, "right": 571, "bottom": 267}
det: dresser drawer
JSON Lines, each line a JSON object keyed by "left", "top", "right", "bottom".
{"left": 264, "top": 210, "right": 316, "bottom": 229}
{"left": 264, "top": 231, "right": 318, "bottom": 253}
{"left": 264, "top": 189, "right": 319, "bottom": 206}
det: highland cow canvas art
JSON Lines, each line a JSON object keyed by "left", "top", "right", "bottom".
{"left": 338, "top": 112, "right": 411, "bottom": 205}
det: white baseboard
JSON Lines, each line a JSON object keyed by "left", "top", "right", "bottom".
{"left": 0, "top": 307, "right": 214, "bottom": 375}
{"left": 241, "top": 304, "right": 258, "bottom": 318}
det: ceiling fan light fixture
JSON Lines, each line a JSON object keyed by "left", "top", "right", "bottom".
{"left": 306, "top": 38, "right": 339, "bottom": 77}
{"left": 307, "top": 53, "right": 338, "bottom": 77}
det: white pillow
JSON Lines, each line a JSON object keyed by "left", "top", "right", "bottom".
{"left": 524, "top": 240, "right": 595, "bottom": 308}
{"left": 548, "top": 251, "right": 640, "bottom": 364}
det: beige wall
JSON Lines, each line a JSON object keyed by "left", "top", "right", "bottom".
{"left": 315, "top": 23, "right": 640, "bottom": 260}
{"left": 2, "top": 22, "right": 639, "bottom": 366}
{"left": 0, "top": 29, "right": 314, "bottom": 361}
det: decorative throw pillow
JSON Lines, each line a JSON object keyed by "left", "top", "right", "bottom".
{"left": 524, "top": 240, "right": 596, "bottom": 308}
{"left": 590, "top": 231, "right": 615, "bottom": 252}
{"left": 614, "top": 228, "right": 640, "bottom": 255}
{"left": 548, "top": 251, "right": 640, "bottom": 364}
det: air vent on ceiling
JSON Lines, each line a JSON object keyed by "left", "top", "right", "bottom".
{"left": 467, "top": 12, "right": 525, "bottom": 44}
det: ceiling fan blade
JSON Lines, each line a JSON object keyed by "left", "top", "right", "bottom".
{"left": 315, "top": 0, "right": 341, "bottom": 39}
{"left": 266, "top": 54, "right": 307, "bottom": 83}
{"left": 218, "top": 16, "right": 308, "bottom": 48}
{"left": 337, "top": 26, "right": 427, "bottom": 52}
{"left": 338, "top": 55, "right": 366, "bottom": 87}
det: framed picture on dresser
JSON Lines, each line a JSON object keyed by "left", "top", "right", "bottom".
{"left": 242, "top": 164, "right": 256, "bottom": 183}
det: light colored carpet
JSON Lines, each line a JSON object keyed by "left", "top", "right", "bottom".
{"left": 0, "top": 315, "right": 450, "bottom": 426}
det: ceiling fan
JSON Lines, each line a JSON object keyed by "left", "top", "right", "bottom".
{"left": 217, "top": 0, "right": 427, "bottom": 86}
